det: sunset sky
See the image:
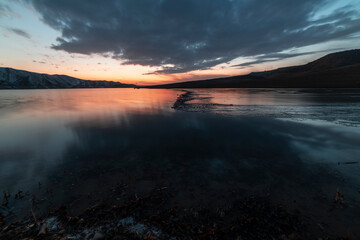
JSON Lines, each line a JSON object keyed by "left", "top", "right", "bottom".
{"left": 1, "top": 0, "right": 360, "bottom": 85}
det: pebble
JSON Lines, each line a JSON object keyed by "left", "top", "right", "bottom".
{"left": 93, "top": 232, "right": 105, "bottom": 240}
{"left": 38, "top": 223, "right": 48, "bottom": 235}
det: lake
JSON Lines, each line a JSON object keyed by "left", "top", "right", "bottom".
{"left": 1, "top": 88, "right": 360, "bottom": 238}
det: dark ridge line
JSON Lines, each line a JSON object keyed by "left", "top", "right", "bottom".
{"left": 147, "top": 49, "right": 360, "bottom": 89}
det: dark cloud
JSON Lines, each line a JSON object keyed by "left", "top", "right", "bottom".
{"left": 233, "top": 59, "right": 275, "bottom": 68}
{"left": 7, "top": 27, "right": 31, "bottom": 39}
{"left": 232, "top": 49, "right": 342, "bottom": 68}
{"left": 25, "top": 0, "right": 360, "bottom": 74}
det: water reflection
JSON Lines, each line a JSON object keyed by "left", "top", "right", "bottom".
{"left": 0, "top": 88, "right": 360, "bottom": 236}
{"left": 0, "top": 89, "right": 179, "bottom": 193}
{"left": 33, "top": 113, "right": 360, "bottom": 236}
{"left": 0, "top": 89, "right": 178, "bottom": 118}
{"left": 182, "top": 89, "right": 360, "bottom": 125}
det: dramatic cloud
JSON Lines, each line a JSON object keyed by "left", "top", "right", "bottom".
{"left": 232, "top": 50, "right": 339, "bottom": 68}
{"left": 7, "top": 27, "right": 31, "bottom": 39}
{"left": 25, "top": 0, "right": 360, "bottom": 74}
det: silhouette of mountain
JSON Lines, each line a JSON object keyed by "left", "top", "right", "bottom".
{"left": 151, "top": 50, "right": 360, "bottom": 88}
{"left": 0, "top": 68, "right": 134, "bottom": 89}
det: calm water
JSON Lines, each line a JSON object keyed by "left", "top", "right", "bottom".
{"left": 1, "top": 88, "right": 360, "bottom": 236}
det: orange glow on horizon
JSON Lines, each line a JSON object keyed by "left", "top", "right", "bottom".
{"left": 6, "top": 60, "right": 254, "bottom": 85}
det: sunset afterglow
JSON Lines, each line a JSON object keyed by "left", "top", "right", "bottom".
{"left": 1, "top": 0, "right": 360, "bottom": 85}
{"left": 1, "top": 1, "right": 360, "bottom": 238}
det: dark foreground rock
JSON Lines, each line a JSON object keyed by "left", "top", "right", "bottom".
{"left": 1, "top": 188, "right": 352, "bottom": 240}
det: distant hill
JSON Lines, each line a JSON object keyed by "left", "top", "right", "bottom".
{"left": 2, "top": 50, "right": 359, "bottom": 89}
{"left": 0, "top": 68, "right": 134, "bottom": 89}
{"left": 151, "top": 49, "right": 360, "bottom": 88}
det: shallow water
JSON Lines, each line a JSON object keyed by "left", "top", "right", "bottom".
{"left": 1, "top": 88, "right": 360, "bottom": 237}
{"left": 178, "top": 88, "right": 360, "bottom": 126}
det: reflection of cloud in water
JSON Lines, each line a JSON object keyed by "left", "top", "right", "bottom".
{"left": 1, "top": 88, "right": 360, "bottom": 234}
{"left": 0, "top": 121, "right": 76, "bottom": 191}
{"left": 58, "top": 111, "right": 360, "bottom": 234}
{"left": 65, "top": 113, "right": 360, "bottom": 192}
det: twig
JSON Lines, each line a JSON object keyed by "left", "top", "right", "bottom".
{"left": 30, "top": 197, "right": 38, "bottom": 224}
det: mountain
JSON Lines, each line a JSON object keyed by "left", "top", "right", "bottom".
{"left": 0, "top": 68, "right": 134, "bottom": 89}
{"left": 2, "top": 50, "right": 359, "bottom": 89}
{"left": 151, "top": 49, "right": 360, "bottom": 88}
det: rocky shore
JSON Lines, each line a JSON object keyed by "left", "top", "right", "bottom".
{"left": 1, "top": 188, "right": 325, "bottom": 240}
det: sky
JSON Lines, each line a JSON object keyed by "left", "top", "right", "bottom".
{"left": 0, "top": 0, "right": 360, "bottom": 85}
